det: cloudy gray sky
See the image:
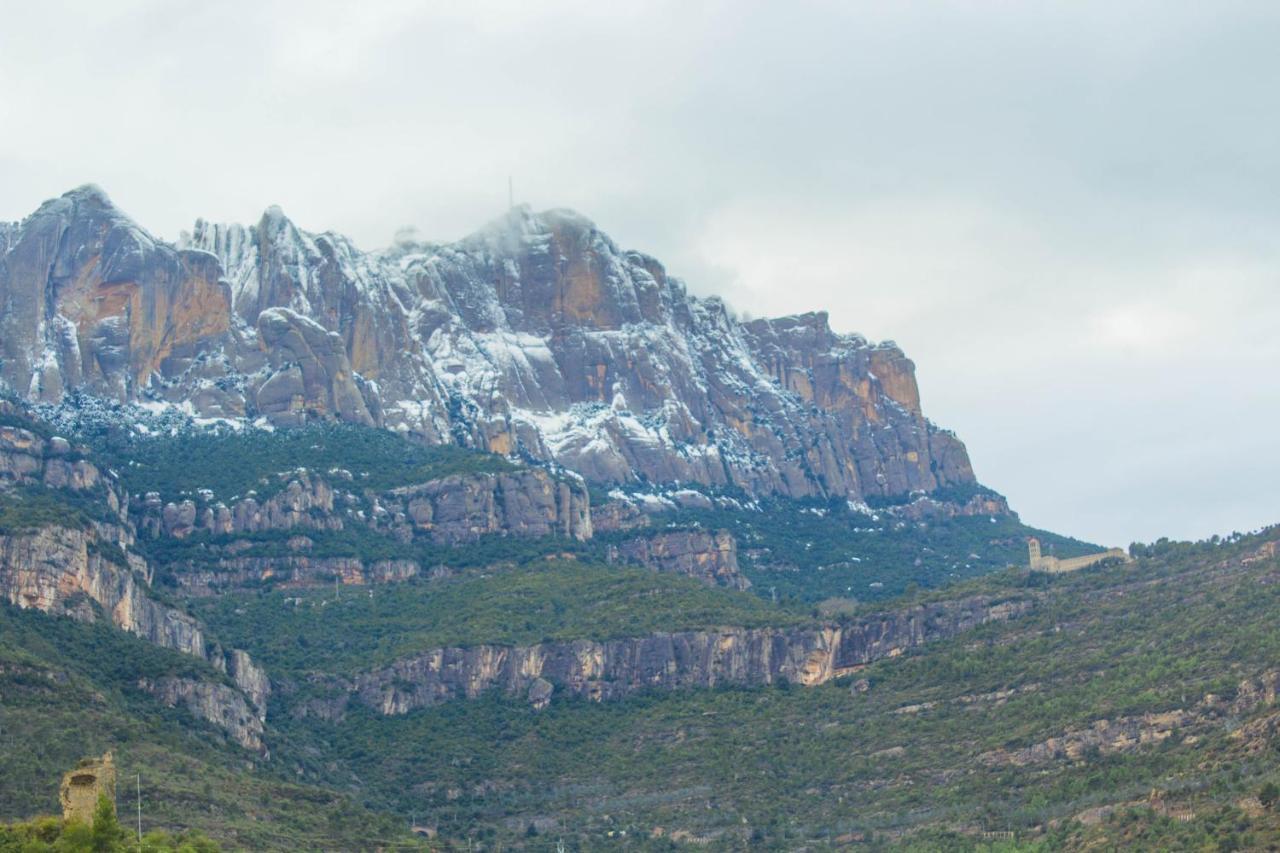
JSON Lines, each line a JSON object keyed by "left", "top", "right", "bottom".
{"left": 3, "top": 0, "right": 1278, "bottom": 546}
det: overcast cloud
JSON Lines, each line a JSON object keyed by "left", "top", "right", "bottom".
{"left": 2, "top": 0, "right": 1278, "bottom": 546}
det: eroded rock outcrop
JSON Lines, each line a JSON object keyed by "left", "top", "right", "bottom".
{"left": 297, "top": 595, "right": 1030, "bottom": 720}
{"left": 0, "top": 186, "right": 236, "bottom": 408}
{"left": 255, "top": 306, "right": 377, "bottom": 426}
{"left": 174, "top": 552, "right": 426, "bottom": 596}
{"left": 0, "top": 523, "right": 198, "bottom": 648}
{"left": 740, "top": 312, "right": 974, "bottom": 497}
{"left": 0, "top": 519, "right": 272, "bottom": 742}
{"left": 138, "top": 676, "right": 266, "bottom": 752}
{"left": 137, "top": 466, "right": 590, "bottom": 546}
{"left": 0, "top": 413, "right": 270, "bottom": 744}
{"left": 376, "top": 469, "right": 591, "bottom": 543}
{"left": 981, "top": 669, "right": 1280, "bottom": 768}
{"left": 138, "top": 471, "right": 341, "bottom": 539}
{"left": 608, "top": 529, "right": 749, "bottom": 590}
{"left": 133, "top": 465, "right": 592, "bottom": 593}
{"left": 0, "top": 418, "right": 123, "bottom": 514}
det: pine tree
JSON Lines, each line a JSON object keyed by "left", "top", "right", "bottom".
{"left": 91, "top": 792, "right": 127, "bottom": 852}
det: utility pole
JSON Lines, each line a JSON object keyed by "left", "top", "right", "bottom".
{"left": 135, "top": 773, "right": 142, "bottom": 845}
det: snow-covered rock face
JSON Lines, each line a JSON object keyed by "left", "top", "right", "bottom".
{"left": 0, "top": 187, "right": 976, "bottom": 501}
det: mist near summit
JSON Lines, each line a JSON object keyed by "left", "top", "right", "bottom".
{"left": 3, "top": 0, "right": 1278, "bottom": 544}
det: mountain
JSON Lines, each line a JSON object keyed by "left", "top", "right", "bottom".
{"left": 17, "top": 185, "right": 1254, "bottom": 851}
{"left": 0, "top": 185, "right": 975, "bottom": 503}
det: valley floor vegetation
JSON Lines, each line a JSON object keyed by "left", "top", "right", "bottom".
{"left": 0, "top": 793, "right": 219, "bottom": 852}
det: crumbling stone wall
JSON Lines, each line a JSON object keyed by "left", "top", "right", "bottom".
{"left": 60, "top": 752, "right": 116, "bottom": 824}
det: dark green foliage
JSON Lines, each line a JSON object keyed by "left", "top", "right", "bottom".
{"left": 90, "top": 793, "right": 127, "bottom": 852}
{"left": 0, "top": 808, "right": 221, "bottom": 852}
{"left": 0, "top": 603, "right": 224, "bottom": 688}
{"left": 0, "top": 411, "right": 54, "bottom": 440}
{"left": 626, "top": 496, "right": 1100, "bottom": 604}
{"left": 194, "top": 560, "right": 802, "bottom": 675}
{"left": 263, "top": 528, "right": 1280, "bottom": 848}
{"left": 9, "top": 398, "right": 1280, "bottom": 847}
{"left": 0, "top": 486, "right": 113, "bottom": 535}
{"left": 81, "top": 421, "right": 515, "bottom": 502}
{"left": 86, "top": 540, "right": 129, "bottom": 568}
{"left": 138, "top": 524, "right": 596, "bottom": 587}
{"left": 1261, "top": 782, "right": 1279, "bottom": 809}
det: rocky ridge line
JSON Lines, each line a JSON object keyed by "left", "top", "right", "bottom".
{"left": 1, "top": 185, "right": 984, "bottom": 504}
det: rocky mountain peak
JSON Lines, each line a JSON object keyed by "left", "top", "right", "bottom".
{"left": 0, "top": 186, "right": 983, "bottom": 503}
{"left": 47, "top": 183, "right": 118, "bottom": 213}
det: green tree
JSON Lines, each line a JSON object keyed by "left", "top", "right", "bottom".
{"left": 1259, "top": 781, "right": 1279, "bottom": 809}
{"left": 52, "top": 820, "right": 93, "bottom": 852}
{"left": 90, "top": 794, "right": 127, "bottom": 852}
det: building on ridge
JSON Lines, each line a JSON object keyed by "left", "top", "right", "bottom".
{"left": 1028, "top": 537, "right": 1131, "bottom": 573}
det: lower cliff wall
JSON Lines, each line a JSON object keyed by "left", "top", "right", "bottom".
{"left": 138, "top": 676, "right": 266, "bottom": 753}
{"left": 173, "top": 553, "right": 429, "bottom": 596}
{"left": 0, "top": 523, "right": 207, "bottom": 655}
{"left": 0, "top": 521, "right": 270, "bottom": 744}
{"left": 297, "top": 595, "right": 1031, "bottom": 720}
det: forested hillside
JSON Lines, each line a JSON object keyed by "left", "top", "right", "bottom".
{"left": 3, "top": 392, "right": 1277, "bottom": 850}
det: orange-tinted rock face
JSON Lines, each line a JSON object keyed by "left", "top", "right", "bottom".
{"left": 867, "top": 349, "right": 922, "bottom": 416}
{"left": 741, "top": 312, "right": 971, "bottom": 497}
{"left": 1, "top": 186, "right": 237, "bottom": 404}
{"left": 550, "top": 222, "right": 620, "bottom": 330}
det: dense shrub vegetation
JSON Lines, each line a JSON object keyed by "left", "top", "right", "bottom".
{"left": 194, "top": 560, "right": 803, "bottom": 675}
{"left": 80, "top": 421, "right": 516, "bottom": 502}
{"left": 0, "top": 604, "right": 422, "bottom": 850}
{"left": 626, "top": 496, "right": 1101, "bottom": 604}
{"left": 0, "top": 794, "right": 221, "bottom": 852}
{"left": 255, "top": 530, "right": 1280, "bottom": 848}
{"left": 8, "top": 402, "right": 1280, "bottom": 847}
{"left": 0, "top": 486, "right": 114, "bottom": 534}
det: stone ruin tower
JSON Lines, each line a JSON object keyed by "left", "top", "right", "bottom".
{"left": 60, "top": 752, "right": 116, "bottom": 824}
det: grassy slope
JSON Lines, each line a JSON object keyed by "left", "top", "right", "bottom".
{"left": 265, "top": 531, "right": 1280, "bottom": 850}
{"left": 0, "top": 605, "right": 422, "bottom": 851}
